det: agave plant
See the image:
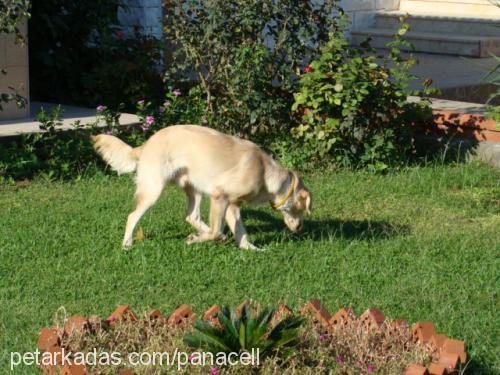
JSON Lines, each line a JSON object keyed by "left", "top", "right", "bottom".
{"left": 184, "top": 304, "right": 304, "bottom": 356}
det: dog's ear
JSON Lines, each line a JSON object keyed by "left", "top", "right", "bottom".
{"left": 299, "top": 189, "right": 312, "bottom": 215}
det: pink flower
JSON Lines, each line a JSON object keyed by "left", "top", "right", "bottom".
{"left": 96, "top": 105, "right": 107, "bottom": 112}
{"left": 142, "top": 124, "right": 150, "bottom": 132}
{"left": 109, "top": 315, "right": 116, "bottom": 322}
{"left": 164, "top": 100, "right": 171, "bottom": 107}
{"left": 172, "top": 89, "right": 181, "bottom": 96}
{"left": 210, "top": 368, "right": 219, "bottom": 375}
{"left": 319, "top": 334, "right": 327, "bottom": 340}
{"left": 335, "top": 355, "right": 345, "bottom": 362}
{"left": 304, "top": 65, "right": 314, "bottom": 73}
{"left": 367, "top": 364, "right": 376, "bottom": 372}
{"left": 159, "top": 107, "right": 166, "bottom": 113}
{"left": 146, "top": 116, "right": 154, "bottom": 125}
{"left": 137, "top": 99, "right": 145, "bottom": 106}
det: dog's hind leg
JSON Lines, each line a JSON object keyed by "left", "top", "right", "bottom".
{"left": 183, "top": 185, "right": 210, "bottom": 234}
{"left": 186, "top": 188, "right": 228, "bottom": 245}
{"left": 225, "top": 204, "right": 259, "bottom": 250}
{"left": 122, "top": 174, "right": 164, "bottom": 248}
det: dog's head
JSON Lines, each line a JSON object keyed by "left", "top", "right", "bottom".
{"left": 281, "top": 173, "right": 312, "bottom": 232}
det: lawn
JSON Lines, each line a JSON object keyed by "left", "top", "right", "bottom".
{"left": 0, "top": 162, "right": 499, "bottom": 374}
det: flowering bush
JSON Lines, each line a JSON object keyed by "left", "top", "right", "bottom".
{"left": 290, "top": 18, "right": 435, "bottom": 171}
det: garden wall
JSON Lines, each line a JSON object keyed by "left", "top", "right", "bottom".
{"left": 0, "top": 20, "right": 29, "bottom": 121}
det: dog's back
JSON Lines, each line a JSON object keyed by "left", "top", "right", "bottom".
{"left": 139, "top": 125, "right": 271, "bottom": 200}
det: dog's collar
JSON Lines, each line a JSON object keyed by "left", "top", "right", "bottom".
{"left": 270, "top": 173, "right": 296, "bottom": 210}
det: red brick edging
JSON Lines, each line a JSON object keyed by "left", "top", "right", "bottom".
{"left": 429, "top": 110, "right": 500, "bottom": 142}
{"left": 37, "top": 300, "right": 467, "bottom": 375}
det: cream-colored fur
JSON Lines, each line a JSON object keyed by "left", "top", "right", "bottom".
{"left": 92, "top": 125, "right": 311, "bottom": 250}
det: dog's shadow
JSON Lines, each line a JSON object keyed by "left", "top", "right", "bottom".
{"left": 243, "top": 209, "right": 410, "bottom": 244}
{"left": 154, "top": 208, "right": 409, "bottom": 245}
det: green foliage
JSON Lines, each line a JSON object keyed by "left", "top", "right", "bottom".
{"left": 0, "top": 90, "right": 204, "bottom": 182}
{"left": 29, "top": 0, "right": 163, "bottom": 110}
{"left": 184, "top": 305, "right": 303, "bottom": 356}
{"left": 164, "top": 0, "right": 340, "bottom": 144}
{"left": 291, "top": 18, "right": 435, "bottom": 171}
{"left": 132, "top": 87, "right": 206, "bottom": 143}
{"left": 0, "top": 106, "right": 101, "bottom": 182}
{"left": 0, "top": 0, "right": 30, "bottom": 42}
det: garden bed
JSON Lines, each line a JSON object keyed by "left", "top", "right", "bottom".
{"left": 37, "top": 301, "right": 467, "bottom": 375}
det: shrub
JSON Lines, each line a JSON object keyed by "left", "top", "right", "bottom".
{"left": 0, "top": 90, "right": 205, "bottom": 183}
{"left": 163, "top": 0, "right": 340, "bottom": 144}
{"left": 132, "top": 86, "right": 207, "bottom": 142}
{"left": 0, "top": 106, "right": 101, "bottom": 182}
{"left": 290, "top": 18, "right": 435, "bottom": 171}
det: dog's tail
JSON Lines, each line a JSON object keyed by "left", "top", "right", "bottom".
{"left": 91, "top": 134, "right": 143, "bottom": 174}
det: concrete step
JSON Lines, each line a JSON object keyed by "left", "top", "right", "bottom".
{"left": 376, "top": 11, "right": 500, "bottom": 37}
{"left": 400, "top": 0, "right": 500, "bottom": 17}
{"left": 351, "top": 28, "right": 500, "bottom": 57}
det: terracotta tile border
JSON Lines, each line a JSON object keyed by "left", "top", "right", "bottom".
{"left": 425, "top": 109, "right": 500, "bottom": 142}
{"left": 37, "top": 300, "right": 468, "bottom": 374}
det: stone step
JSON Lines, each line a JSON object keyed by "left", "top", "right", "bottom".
{"left": 376, "top": 11, "right": 500, "bottom": 37}
{"left": 399, "top": 0, "right": 500, "bottom": 17}
{"left": 351, "top": 28, "right": 500, "bottom": 57}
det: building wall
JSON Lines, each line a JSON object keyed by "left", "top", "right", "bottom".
{"left": 399, "top": 0, "right": 500, "bottom": 16}
{"left": 118, "top": 0, "right": 163, "bottom": 38}
{"left": 340, "top": 0, "right": 401, "bottom": 31}
{"left": 118, "top": 1, "right": 402, "bottom": 39}
{"left": 0, "top": 21, "right": 30, "bottom": 121}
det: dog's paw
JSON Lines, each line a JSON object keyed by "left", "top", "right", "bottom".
{"left": 216, "top": 234, "right": 228, "bottom": 242}
{"left": 122, "top": 239, "right": 133, "bottom": 249}
{"left": 241, "top": 243, "right": 262, "bottom": 251}
{"left": 186, "top": 233, "right": 200, "bottom": 245}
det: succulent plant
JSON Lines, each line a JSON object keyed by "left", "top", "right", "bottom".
{"left": 184, "top": 304, "right": 303, "bottom": 356}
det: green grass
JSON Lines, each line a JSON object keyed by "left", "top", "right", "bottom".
{"left": 0, "top": 162, "right": 499, "bottom": 374}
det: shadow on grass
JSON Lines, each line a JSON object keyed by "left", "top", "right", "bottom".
{"left": 243, "top": 209, "right": 410, "bottom": 243}
{"left": 464, "top": 359, "right": 496, "bottom": 375}
{"left": 151, "top": 208, "right": 409, "bottom": 245}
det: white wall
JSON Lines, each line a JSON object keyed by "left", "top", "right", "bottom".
{"left": 118, "top": 0, "right": 163, "bottom": 38}
{"left": 340, "top": 0, "right": 400, "bottom": 30}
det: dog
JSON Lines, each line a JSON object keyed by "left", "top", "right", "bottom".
{"left": 92, "top": 125, "right": 312, "bottom": 250}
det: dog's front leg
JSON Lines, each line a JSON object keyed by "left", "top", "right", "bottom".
{"left": 186, "top": 189, "right": 228, "bottom": 245}
{"left": 225, "top": 204, "right": 260, "bottom": 251}
{"left": 184, "top": 185, "right": 210, "bottom": 233}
